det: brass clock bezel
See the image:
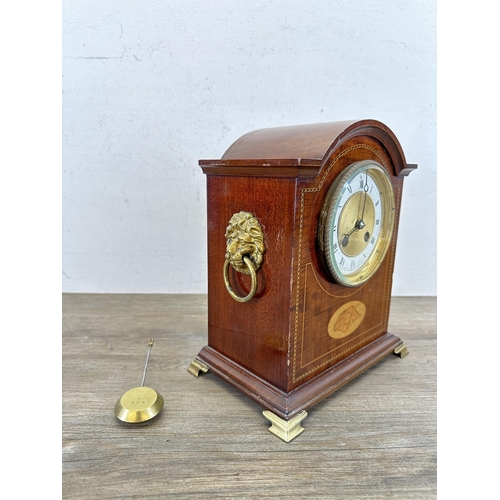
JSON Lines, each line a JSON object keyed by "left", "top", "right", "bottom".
{"left": 318, "top": 160, "right": 395, "bottom": 287}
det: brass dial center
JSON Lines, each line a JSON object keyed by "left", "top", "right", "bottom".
{"left": 337, "top": 191, "right": 375, "bottom": 257}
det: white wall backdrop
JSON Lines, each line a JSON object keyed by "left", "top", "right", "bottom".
{"left": 62, "top": 0, "right": 436, "bottom": 295}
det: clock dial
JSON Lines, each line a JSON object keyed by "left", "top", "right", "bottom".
{"left": 319, "top": 160, "right": 395, "bottom": 287}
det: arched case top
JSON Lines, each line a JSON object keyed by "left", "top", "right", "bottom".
{"left": 200, "top": 119, "right": 416, "bottom": 178}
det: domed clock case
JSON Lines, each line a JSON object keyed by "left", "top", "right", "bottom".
{"left": 188, "top": 120, "right": 417, "bottom": 442}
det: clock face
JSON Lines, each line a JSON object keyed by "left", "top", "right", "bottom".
{"left": 318, "top": 160, "right": 395, "bottom": 287}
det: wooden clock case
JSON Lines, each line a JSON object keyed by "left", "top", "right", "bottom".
{"left": 189, "top": 119, "right": 416, "bottom": 435}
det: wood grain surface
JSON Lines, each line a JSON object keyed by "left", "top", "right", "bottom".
{"left": 62, "top": 294, "right": 436, "bottom": 499}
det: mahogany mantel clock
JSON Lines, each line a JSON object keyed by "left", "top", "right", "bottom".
{"left": 188, "top": 120, "right": 416, "bottom": 442}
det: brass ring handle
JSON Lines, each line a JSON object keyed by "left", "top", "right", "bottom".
{"left": 223, "top": 211, "right": 265, "bottom": 303}
{"left": 223, "top": 255, "right": 258, "bottom": 303}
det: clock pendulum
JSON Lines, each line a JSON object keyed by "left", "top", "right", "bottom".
{"left": 115, "top": 339, "right": 164, "bottom": 423}
{"left": 188, "top": 120, "right": 416, "bottom": 441}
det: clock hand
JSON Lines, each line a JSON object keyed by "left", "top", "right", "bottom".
{"left": 359, "top": 172, "right": 369, "bottom": 224}
{"left": 342, "top": 174, "right": 370, "bottom": 248}
{"left": 341, "top": 226, "right": 357, "bottom": 247}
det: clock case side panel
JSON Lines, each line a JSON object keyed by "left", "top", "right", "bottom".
{"left": 199, "top": 173, "right": 297, "bottom": 392}
{"left": 287, "top": 130, "right": 408, "bottom": 393}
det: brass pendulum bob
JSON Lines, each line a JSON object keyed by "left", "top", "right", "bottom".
{"left": 114, "top": 339, "right": 164, "bottom": 423}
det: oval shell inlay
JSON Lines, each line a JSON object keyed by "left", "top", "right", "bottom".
{"left": 328, "top": 301, "right": 366, "bottom": 339}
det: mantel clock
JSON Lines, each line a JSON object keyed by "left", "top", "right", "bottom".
{"left": 189, "top": 120, "right": 417, "bottom": 442}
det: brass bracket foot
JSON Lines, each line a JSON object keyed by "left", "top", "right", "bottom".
{"left": 187, "top": 358, "right": 209, "bottom": 377}
{"left": 394, "top": 343, "right": 409, "bottom": 358}
{"left": 262, "top": 410, "right": 308, "bottom": 442}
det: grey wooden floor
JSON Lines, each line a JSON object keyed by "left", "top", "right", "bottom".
{"left": 62, "top": 294, "right": 436, "bottom": 499}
